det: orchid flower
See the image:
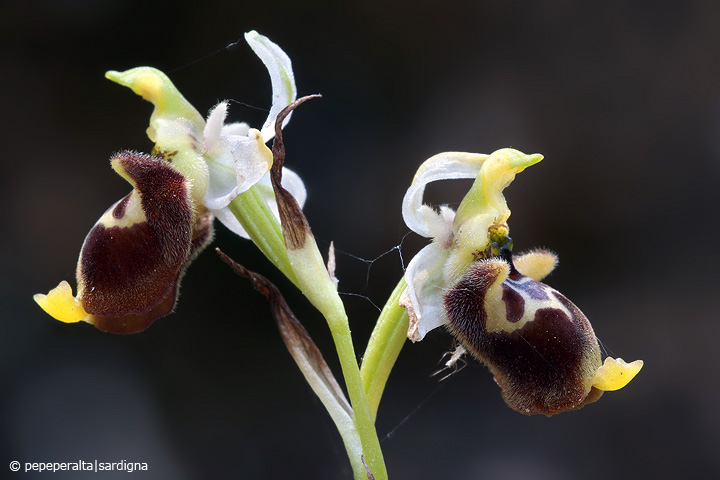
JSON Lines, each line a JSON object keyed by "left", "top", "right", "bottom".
{"left": 399, "top": 148, "right": 643, "bottom": 416}
{"left": 34, "top": 31, "right": 303, "bottom": 334}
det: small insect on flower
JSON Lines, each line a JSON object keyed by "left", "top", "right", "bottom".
{"left": 400, "top": 149, "right": 642, "bottom": 416}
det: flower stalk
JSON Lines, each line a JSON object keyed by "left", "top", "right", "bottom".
{"left": 263, "top": 96, "right": 388, "bottom": 479}
{"left": 360, "top": 278, "right": 409, "bottom": 420}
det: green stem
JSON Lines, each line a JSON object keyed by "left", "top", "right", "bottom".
{"left": 228, "top": 188, "right": 297, "bottom": 285}
{"left": 285, "top": 240, "right": 388, "bottom": 478}
{"left": 360, "top": 278, "right": 409, "bottom": 420}
{"left": 326, "top": 310, "right": 388, "bottom": 480}
{"left": 229, "top": 187, "right": 387, "bottom": 478}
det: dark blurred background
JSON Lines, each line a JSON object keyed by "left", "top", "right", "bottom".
{"left": 3, "top": 1, "right": 719, "bottom": 478}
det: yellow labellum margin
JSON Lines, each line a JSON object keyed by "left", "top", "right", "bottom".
{"left": 592, "top": 357, "right": 644, "bottom": 391}
{"left": 33, "top": 281, "right": 86, "bottom": 323}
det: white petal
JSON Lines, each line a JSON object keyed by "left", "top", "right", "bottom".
{"left": 204, "top": 102, "right": 228, "bottom": 154}
{"left": 402, "top": 152, "right": 488, "bottom": 238}
{"left": 401, "top": 242, "right": 452, "bottom": 342}
{"left": 245, "top": 31, "right": 297, "bottom": 141}
{"left": 221, "top": 121, "right": 250, "bottom": 137}
{"left": 212, "top": 166, "right": 306, "bottom": 239}
{"left": 419, "top": 205, "right": 455, "bottom": 247}
{"left": 203, "top": 128, "right": 272, "bottom": 211}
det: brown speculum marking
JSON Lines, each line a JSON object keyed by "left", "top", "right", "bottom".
{"left": 501, "top": 283, "right": 525, "bottom": 323}
{"left": 503, "top": 272, "right": 552, "bottom": 301}
{"left": 112, "top": 194, "right": 131, "bottom": 219}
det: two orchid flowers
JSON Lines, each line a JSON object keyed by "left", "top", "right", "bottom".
{"left": 34, "top": 31, "right": 642, "bottom": 479}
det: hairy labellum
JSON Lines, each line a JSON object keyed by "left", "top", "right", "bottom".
{"left": 80, "top": 151, "right": 214, "bottom": 333}
{"left": 401, "top": 148, "right": 642, "bottom": 414}
{"left": 444, "top": 256, "right": 602, "bottom": 416}
{"left": 35, "top": 151, "right": 213, "bottom": 334}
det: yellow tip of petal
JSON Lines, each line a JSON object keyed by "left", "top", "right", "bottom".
{"left": 592, "top": 357, "right": 643, "bottom": 391}
{"left": 508, "top": 151, "right": 544, "bottom": 171}
{"left": 106, "top": 68, "right": 164, "bottom": 104}
{"left": 33, "top": 281, "right": 88, "bottom": 323}
{"left": 105, "top": 67, "right": 204, "bottom": 146}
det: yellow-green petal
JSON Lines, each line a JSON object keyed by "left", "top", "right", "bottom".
{"left": 446, "top": 149, "right": 542, "bottom": 282}
{"left": 454, "top": 148, "right": 543, "bottom": 230}
{"left": 106, "top": 67, "right": 209, "bottom": 206}
{"left": 105, "top": 67, "right": 204, "bottom": 141}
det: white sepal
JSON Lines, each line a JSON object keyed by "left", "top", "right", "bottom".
{"left": 401, "top": 242, "right": 451, "bottom": 342}
{"left": 402, "top": 152, "right": 488, "bottom": 238}
{"left": 245, "top": 30, "right": 297, "bottom": 141}
{"left": 212, "top": 167, "right": 307, "bottom": 239}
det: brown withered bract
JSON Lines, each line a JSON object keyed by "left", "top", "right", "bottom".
{"left": 269, "top": 95, "right": 321, "bottom": 250}
{"left": 444, "top": 252, "right": 602, "bottom": 416}
{"left": 216, "top": 248, "right": 351, "bottom": 416}
{"left": 77, "top": 151, "right": 213, "bottom": 334}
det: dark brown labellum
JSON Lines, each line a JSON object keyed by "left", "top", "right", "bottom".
{"left": 76, "top": 151, "right": 213, "bottom": 334}
{"left": 444, "top": 258, "right": 602, "bottom": 416}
